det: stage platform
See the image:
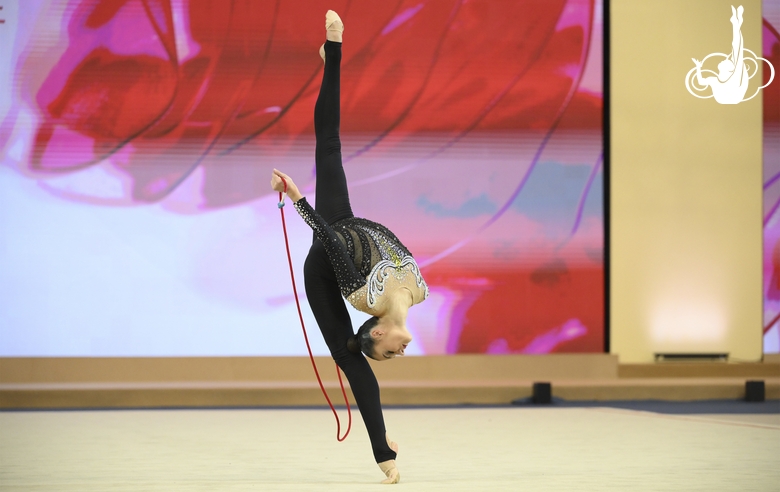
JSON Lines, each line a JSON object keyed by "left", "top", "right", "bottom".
{"left": 1, "top": 354, "right": 778, "bottom": 409}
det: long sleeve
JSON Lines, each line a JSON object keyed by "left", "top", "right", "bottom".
{"left": 293, "top": 197, "right": 366, "bottom": 297}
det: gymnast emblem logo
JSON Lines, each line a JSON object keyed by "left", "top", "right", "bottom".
{"left": 685, "top": 5, "right": 775, "bottom": 104}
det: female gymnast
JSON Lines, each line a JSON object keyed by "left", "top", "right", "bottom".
{"left": 692, "top": 5, "right": 748, "bottom": 104}
{"left": 270, "top": 11, "right": 428, "bottom": 485}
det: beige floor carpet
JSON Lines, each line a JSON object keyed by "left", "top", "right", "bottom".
{"left": 1, "top": 407, "right": 778, "bottom": 491}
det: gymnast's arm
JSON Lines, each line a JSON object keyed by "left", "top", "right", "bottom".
{"left": 293, "top": 197, "right": 367, "bottom": 296}
{"left": 271, "top": 169, "right": 367, "bottom": 298}
{"left": 692, "top": 59, "right": 710, "bottom": 87}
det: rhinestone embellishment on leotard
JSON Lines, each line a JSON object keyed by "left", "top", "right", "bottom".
{"left": 294, "top": 198, "right": 369, "bottom": 298}
{"left": 294, "top": 198, "right": 428, "bottom": 308}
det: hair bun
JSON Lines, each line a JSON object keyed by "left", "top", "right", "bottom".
{"left": 346, "top": 334, "right": 361, "bottom": 354}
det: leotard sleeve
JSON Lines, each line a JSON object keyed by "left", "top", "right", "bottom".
{"left": 293, "top": 197, "right": 367, "bottom": 297}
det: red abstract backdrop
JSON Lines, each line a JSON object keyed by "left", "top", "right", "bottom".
{"left": 762, "top": 12, "right": 780, "bottom": 353}
{"left": 0, "top": 0, "right": 604, "bottom": 356}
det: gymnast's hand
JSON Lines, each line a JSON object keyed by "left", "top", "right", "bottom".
{"left": 271, "top": 169, "right": 303, "bottom": 202}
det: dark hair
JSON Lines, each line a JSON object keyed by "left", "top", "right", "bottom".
{"left": 347, "top": 316, "right": 380, "bottom": 359}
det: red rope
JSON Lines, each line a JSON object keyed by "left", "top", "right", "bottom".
{"left": 278, "top": 179, "right": 352, "bottom": 441}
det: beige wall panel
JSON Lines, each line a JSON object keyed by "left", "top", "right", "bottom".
{"left": 611, "top": 0, "right": 763, "bottom": 362}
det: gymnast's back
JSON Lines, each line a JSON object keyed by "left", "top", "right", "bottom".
{"left": 332, "top": 217, "right": 429, "bottom": 315}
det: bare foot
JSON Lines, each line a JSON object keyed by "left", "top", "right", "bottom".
{"left": 378, "top": 460, "right": 400, "bottom": 484}
{"left": 325, "top": 10, "right": 343, "bottom": 42}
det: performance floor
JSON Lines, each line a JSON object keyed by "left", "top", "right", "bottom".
{"left": 1, "top": 405, "right": 778, "bottom": 491}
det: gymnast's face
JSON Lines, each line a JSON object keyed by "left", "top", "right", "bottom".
{"left": 371, "top": 324, "right": 413, "bottom": 361}
{"left": 717, "top": 59, "right": 735, "bottom": 81}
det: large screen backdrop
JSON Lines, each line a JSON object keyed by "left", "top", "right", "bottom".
{"left": 0, "top": 0, "right": 604, "bottom": 356}
{"left": 763, "top": 3, "right": 780, "bottom": 354}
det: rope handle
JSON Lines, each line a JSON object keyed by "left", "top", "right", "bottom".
{"left": 278, "top": 179, "right": 287, "bottom": 208}
{"left": 278, "top": 177, "right": 352, "bottom": 441}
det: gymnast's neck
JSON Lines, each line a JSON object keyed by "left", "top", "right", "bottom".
{"left": 379, "top": 287, "right": 414, "bottom": 327}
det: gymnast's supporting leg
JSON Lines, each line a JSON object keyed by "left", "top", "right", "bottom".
{"left": 303, "top": 243, "right": 397, "bottom": 466}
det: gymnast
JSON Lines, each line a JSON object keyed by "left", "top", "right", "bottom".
{"left": 692, "top": 5, "right": 748, "bottom": 104}
{"left": 270, "top": 11, "right": 428, "bottom": 485}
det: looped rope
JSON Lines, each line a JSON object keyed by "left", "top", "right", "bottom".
{"left": 278, "top": 177, "right": 352, "bottom": 441}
